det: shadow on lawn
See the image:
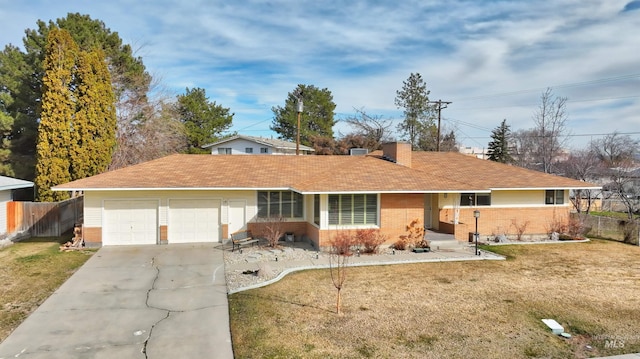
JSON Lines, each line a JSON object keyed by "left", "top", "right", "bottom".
{"left": 231, "top": 291, "right": 335, "bottom": 314}
{"left": 16, "top": 230, "right": 74, "bottom": 245}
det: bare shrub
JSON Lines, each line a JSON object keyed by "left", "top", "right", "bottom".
{"left": 399, "top": 218, "right": 427, "bottom": 249}
{"left": 566, "top": 216, "right": 585, "bottom": 238}
{"left": 393, "top": 238, "right": 408, "bottom": 250}
{"left": 330, "top": 231, "right": 356, "bottom": 256}
{"left": 329, "top": 232, "right": 356, "bottom": 315}
{"left": 510, "top": 219, "right": 530, "bottom": 241}
{"left": 355, "top": 229, "right": 387, "bottom": 254}
{"left": 254, "top": 215, "right": 285, "bottom": 248}
{"left": 546, "top": 212, "right": 568, "bottom": 237}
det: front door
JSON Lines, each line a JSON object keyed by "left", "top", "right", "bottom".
{"left": 228, "top": 200, "right": 246, "bottom": 234}
{"left": 424, "top": 194, "right": 433, "bottom": 229}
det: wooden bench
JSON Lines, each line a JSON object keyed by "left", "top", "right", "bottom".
{"left": 230, "top": 230, "right": 259, "bottom": 252}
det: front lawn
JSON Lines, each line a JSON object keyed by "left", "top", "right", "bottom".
{"left": 229, "top": 240, "right": 640, "bottom": 358}
{"left": 0, "top": 236, "right": 94, "bottom": 342}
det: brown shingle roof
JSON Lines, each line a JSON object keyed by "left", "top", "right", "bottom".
{"left": 53, "top": 152, "right": 598, "bottom": 192}
{"left": 409, "top": 152, "right": 597, "bottom": 190}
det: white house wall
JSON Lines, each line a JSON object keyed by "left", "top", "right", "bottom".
{"left": 438, "top": 190, "right": 568, "bottom": 208}
{"left": 209, "top": 138, "right": 275, "bottom": 155}
{"left": 491, "top": 190, "right": 567, "bottom": 207}
{"left": 0, "top": 190, "right": 10, "bottom": 235}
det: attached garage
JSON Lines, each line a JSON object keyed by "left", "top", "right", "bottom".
{"left": 168, "top": 199, "right": 220, "bottom": 243}
{"left": 103, "top": 200, "right": 158, "bottom": 245}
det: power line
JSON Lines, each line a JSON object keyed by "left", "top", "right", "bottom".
{"left": 452, "top": 73, "right": 640, "bottom": 103}
{"left": 460, "top": 131, "right": 640, "bottom": 140}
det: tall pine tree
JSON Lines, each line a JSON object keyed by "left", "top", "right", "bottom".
{"left": 270, "top": 84, "right": 336, "bottom": 146}
{"left": 0, "top": 93, "right": 15, "bottom": 176}
{"left": 395, "top": 73, "right": 435, "bottom": 150}
{"left": 35, "top": 28, "right": 77, "bottom": 201}
{"left": 176, "top": 87, "right": 233, "bottom": 154}
{"left": 487, "top": 119, "right": 513, "bottom": 164}
{"left": 71, "top": 48, "right": 116, "bottom": 179}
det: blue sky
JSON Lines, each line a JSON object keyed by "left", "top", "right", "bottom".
{"left": 1, "top": 0, "right": 639, "bottom": 149}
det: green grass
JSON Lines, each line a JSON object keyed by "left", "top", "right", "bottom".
{"left": 590, "top": 211, "right": 639, "bottom": 219}
{"left": 0, "top": 234, "right": 94, "bottom": 342}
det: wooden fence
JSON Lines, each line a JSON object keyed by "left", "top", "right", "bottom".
{"left": 7, "top": 196, "right": 83, "bottom": 237}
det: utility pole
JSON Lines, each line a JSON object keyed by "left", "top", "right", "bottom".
{"left": 429, "top": 99, "right": 452, "bottom": 152}
{"left": 296, "top": 97, "right": 303, "bottom": 155}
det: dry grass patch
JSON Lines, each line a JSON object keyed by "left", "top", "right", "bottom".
{"left": 229, "top": 240, "right": 640, "bottom": 358}
{"left": 0, "top": 236, "right": 94, "bottom": 342}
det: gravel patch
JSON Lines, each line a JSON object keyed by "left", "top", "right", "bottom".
{"left": 223, "top": 244, "right": 321, "bottom": 292}
{"left": 222, "top": 243, "right": 482, "bottom": 292}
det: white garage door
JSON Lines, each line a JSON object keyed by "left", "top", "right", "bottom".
{"left": 103, "top": 200, "right": 158, "bottom": 245}
{"left": 168, "top": 199, "right": 220, "bottom": 243}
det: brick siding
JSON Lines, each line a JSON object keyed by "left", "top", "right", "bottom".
{"left": 440, "top": 206, "right": 571, "bottom": 241}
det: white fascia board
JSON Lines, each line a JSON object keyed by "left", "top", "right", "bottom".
{"left": 490, "top": 186, "right": 602, "bottom": 191}
{"left": 0, "top": 184, "right": 34, "bottom": 191}
{"left": 295, "top": 189, "right": 489, "bottom": 195}
{"left": 52, "top": 186, "right": 292, "bottom": 192}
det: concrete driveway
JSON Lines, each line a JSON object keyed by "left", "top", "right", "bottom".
{"left": 0, "top": 244, "right": 233, "bottom": 359}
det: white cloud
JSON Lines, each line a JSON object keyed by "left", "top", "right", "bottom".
{"left": 0, "top": 0, "right": 638, "bottom": 147}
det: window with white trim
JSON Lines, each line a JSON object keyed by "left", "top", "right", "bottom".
{"left": 328, "top": 194, "right": 377, "bottom": 225}
{"left": 313, "top": 194, "right": 320, "bottom": 225}
{"left": 245, "top": 147, "right": 253, "bottom": 153}
{"left": 545, "top": 190, "right": 564, "bottom": 205}
{"left": 257, "top": 191, "right": 303, "bottom": 218}
{"left": 460, "top": 193, "right": 491, "bottom": 206}
{"left": 218, "top": 147, "right": 232, "bottom": 154}
{"left": 260, "top": 147, "right": 269, "bottom": 154}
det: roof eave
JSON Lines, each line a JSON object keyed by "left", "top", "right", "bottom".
{"left": 490, "top": 186, "right": 602, "bottom": 191}
{"left": 0, "top": 184, "right": 34, "bottom": 191}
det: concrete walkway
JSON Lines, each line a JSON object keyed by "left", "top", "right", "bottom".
{"left": 0, "top": 244, "right": 233, "bottom": 359}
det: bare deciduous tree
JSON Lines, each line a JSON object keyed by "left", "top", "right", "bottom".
{"left": 511, "top": 128, "right": 539, "bottom": 170}
{"left": 532, "top": 88, "right": 569, "bottom": 174}
{"left": 556, "top": 148, "right": 601, "bottom": 213}
{"left": 110, "top": 78, "right": 186, "bottom": 170}
{"left": 590, "top": 132, "right": 640, "bottom": 223}
{"left": 328, "top": 232, "right": 353, "bottom": 315}
{"left": 342, "top": 108, "right": 394, "bottom": 151}
{"left": 253, "top": 215, "right": 286, "bottom": 248}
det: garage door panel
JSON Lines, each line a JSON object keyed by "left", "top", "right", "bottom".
{"left": 168, "top": 199, "right": 220, "bottom": 243}
{"left": 103, "top": 200, "right": 158, "bottom": 245}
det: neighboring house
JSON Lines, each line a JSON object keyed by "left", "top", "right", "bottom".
{"left": 203, "top": 135, "right": 315, "bottom": 155}
{"left": 0, "top": 176, "right": 34, "bottom": 236}
{"left": 53, "top": 142, "right": 599, "bottom": 247}
{"left": 459, "top": 146, "right": 488, "bottom": 159}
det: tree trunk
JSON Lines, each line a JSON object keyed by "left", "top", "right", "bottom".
{"left": 336, "top": 288, "right": 342, "bottom": 315}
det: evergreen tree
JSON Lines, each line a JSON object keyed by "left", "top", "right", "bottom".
{"left": 0, "top": 45, "right": 37, "bottom": 179}
{"left": 34, "top": 29, "right": 77, "bottom": 201}
{"left": 0, "top": 92, "right": 15, "bottom": 176}
{"left": 487, "top": 119, "right": 513, "bottom": 163}
{"left": 176, "top": 87, "right": 233, "bottom": 154}
{"left": 71, "top": 48, "right": 116, "bottom": 179}
{"left": 394, "top": 73, "right": 435, "bottom": 150}
{"left": 271, "top": 84, "right": 336, "bottom": 146}
{"left": 0, "top": 13, "right": 149, "bottom": 180}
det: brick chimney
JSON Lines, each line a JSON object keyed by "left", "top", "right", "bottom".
{"left": 382, "top": 142, "right": 412, "bottom": 167}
